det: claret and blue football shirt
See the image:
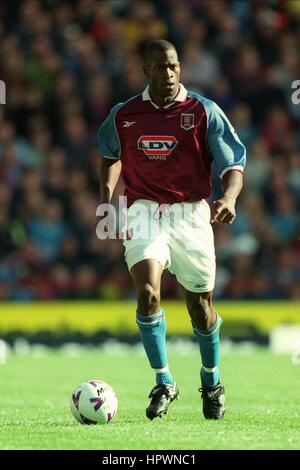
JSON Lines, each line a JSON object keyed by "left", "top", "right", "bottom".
{"left": 98, "top": 84, "right": 246, "bottom": 206}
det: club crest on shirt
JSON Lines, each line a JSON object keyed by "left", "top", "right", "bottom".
{"left": 180, "top": 113, "right": 194, "bottom": 130}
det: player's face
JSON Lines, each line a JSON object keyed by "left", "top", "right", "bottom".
{"left": 145, "top": 49, "right": 180, "bottom": 101}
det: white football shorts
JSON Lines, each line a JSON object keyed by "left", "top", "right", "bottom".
{"left": 122, "top": 199, "right": 216, "bottom": 293}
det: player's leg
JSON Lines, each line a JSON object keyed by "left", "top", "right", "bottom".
{"left": 130, "top": 258, "right": 174, "bottom": 385}
{"left": 183, "top": 288, "right": 225, "bottom": 419}
{"left": 168, "top": 200, "right": 224, "bottom": 418}
{"left": 123, "top": 199, "right": 179, "bottom": 418}
{"left": 184, "top": 289, "right": 222, "bottom": 387}
{"left": 130, "top": 259, "right": 179, "bottom": 419}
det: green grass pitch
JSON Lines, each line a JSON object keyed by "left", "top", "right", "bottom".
{"left": 0, "top": 347, "right": 299, "bottom": 450}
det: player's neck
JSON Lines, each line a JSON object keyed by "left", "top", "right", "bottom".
{"left": 149, "top": 86, "right": 180, "bottom": 107}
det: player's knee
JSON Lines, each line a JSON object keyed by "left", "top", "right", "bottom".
{"left": 137, "top": 283, "right": 160, "bottom": 315}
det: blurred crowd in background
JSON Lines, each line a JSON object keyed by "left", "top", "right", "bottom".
{"left": 0, "top": 0, "right": 300, "bottom": 301}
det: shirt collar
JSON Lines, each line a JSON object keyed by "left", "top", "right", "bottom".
{"left": 142, "top": 84, "right": 188, "bottom": 109}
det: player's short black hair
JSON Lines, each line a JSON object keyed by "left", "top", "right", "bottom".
{"left": 143, "top": 39, "right": 178, "bottom": 66}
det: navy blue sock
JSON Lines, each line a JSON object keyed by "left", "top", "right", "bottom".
{"left": 193, "top": 313, "right": 223, "bottom": 387}
{"left": 136, "top": 308, "right": 174, "bottom": 385}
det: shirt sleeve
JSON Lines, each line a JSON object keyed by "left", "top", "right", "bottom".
{"left": 97, "top": 103, "right": 123, "bottom": 160}
{"left": 206, "top": 101, "right": 246, "bottom": 178}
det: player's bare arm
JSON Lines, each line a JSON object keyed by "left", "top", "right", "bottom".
{"left": 99, "top": 157, "right": 121, "bottom": 204}
{"left": 210, "top": 170, "right": 243, "bottom": 225}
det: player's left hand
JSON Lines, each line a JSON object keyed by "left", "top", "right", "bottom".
{"left": 210, "top": 196, "right": 236, "bottom": 224}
